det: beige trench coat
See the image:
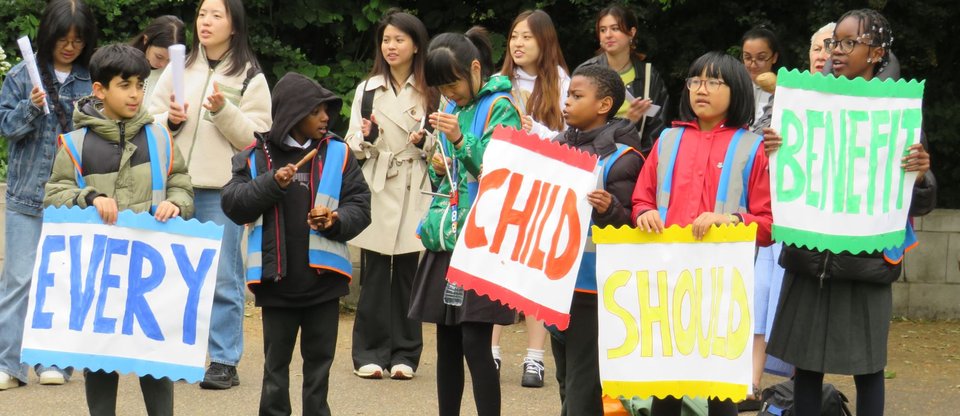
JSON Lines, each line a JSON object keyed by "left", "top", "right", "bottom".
{"left": 345, "top": 75, "right": 433, "bottom": 255}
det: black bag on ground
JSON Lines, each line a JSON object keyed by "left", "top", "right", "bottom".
{"left": 758, "top": 380, "right": 852, "bottom": 416}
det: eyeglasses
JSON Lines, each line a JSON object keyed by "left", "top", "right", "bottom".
{"left": 686, "top": 77, "right": 726, "bottom": 92}
{"left": 823, "top": 37, "right": 873, "bottom": 55}
{"left": 56, "top": 38, "right": 85, "bottom": 48}
{"left": 741, "top": 54, "right": 772, "bottom": 66}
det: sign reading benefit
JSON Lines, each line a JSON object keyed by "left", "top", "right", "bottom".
{"left": 770, "top": 68, "right": 924, "bottom": 253}
{"left": 22, "top": 207, "right": 222, "bottom": 382}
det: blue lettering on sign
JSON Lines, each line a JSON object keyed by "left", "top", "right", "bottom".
{"left": 32, "top": 235, "right": 66, "bottom": 329}
{"left": 70, "top": 234, "right": 107, "bottom": 331}
{"left": 94, "top": 238, "right": 129, "bottom": 334}
{"left": 123, "top": 241, "right": 165, "bottom": 341}
{"left": 172, "top": 244, "right": 215, "bottom": 345}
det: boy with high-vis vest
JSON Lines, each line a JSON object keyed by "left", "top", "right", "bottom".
{"left": 220, "top": 72, "right": 370, "bottom": 416}
{"left": 44, "top": 43, "right": 193, "bottom": 416}
{"left": 631, "top": 52, "right": 773, "bottom": 416}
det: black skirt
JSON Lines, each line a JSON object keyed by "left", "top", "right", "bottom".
{"left": 766, "top": 270, "right": 892, "bottom": 375}
{"left": 407, "top": 250, "right": 516, "bottom": 326}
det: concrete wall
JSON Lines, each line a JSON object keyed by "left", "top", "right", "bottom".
{"left": 0, "top": 180, "right": 954, "bottom": 319}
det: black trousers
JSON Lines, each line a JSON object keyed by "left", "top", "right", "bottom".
{"left": 551, "top": 292, "right": 603, "bottom": 416}
{"left": 352, "top": 250, "right": 423, "bottom": 370}
{"left": 650, "top": 397, "right": 737, "bottom": 416}
{"left": 794, "top": 367, "right": 884, "bottom": 416}
{"left": 436, "top": 322, "right": 500, "bottom": 416}
{"left": 85, "top": 370, "right": 173, "bottom": 416}
{"left": 259, "top": 299, "right": 339, "bottom": 416}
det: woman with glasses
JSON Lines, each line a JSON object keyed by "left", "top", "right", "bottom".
{"left": 765, "top": 9, "right": 937, "bottom": 415}
{"left": 809, "top": 23, "right": 836, "bottom": 74}
{"left": 740, "top": 26, "right": 781, "bottom": 130}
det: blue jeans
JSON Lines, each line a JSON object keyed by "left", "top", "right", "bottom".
{"left": 0, "top": 209, "right": 72, "bottom": 382}
{"left": 195, "top": 189, "right": 245, "bottom": 366}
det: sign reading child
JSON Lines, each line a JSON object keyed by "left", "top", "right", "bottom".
{"left": 770, "top": 68, "right": 925, "bottom": 252}
{"left": 21, "top": 207, "right": 222, "bottom": 382}
{"left": 594, "top": 224, "right": 757, "bottom": 401}
{"left": 447, "top": 126, "right": 599, "bottom": 329}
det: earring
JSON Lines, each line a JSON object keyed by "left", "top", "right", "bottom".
{"left": 867, "top": 58, "right": 873, "bottom": 63}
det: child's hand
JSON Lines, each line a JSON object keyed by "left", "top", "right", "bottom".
{"left": 274, "top": 164, "right": 297, "bottom": 189}
{"left": 154, "top": 201, "right": 181, "bottom": 222}
{"left": 409, "top": 129, "right": 426, "bottom": 145}
{"left": 587, "top": 190, "right": 613, "bottom": 214}
{"left": 203, "top": 83, "right": 226, "bottom": 114}
{"left": 626, "top": 98, "right": 653, "bottom": 124}
{"left": 902, "top": 143, "right": 930, "bottom": 183}
{"left": 521, "top": 115, "right": 534, "bottom": 132}
{"left": 429, "top": 112, "right": 462, "bottom": 144}
{"left": 691, "top": 212, "right": 733, "bottom": 240}
{"left": 168, "top": 94, "right": 189, "bottom": 126}
{"left": 361, "top": 114, "right": 377, "bottom": 138}
{"left": 762, "top": 127, "right": 782, "bottom": 156}
{"left": 30, "top": 86, "right": 46, "bottom": 108}
{"left": 93, "top": 196, "right": 119, "bottom": 225}
{"left": 637, "top": 210, "right": 664, "bottom": 233}
{"left": 431, "top": 153, "right": 450, "bottom": 176}
{"left": 307, "top": 206, "right": 338, "bottom": 231}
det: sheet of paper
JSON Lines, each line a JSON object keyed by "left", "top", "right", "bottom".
{"left": 17, "top": 36, "right": 49, "bottom": 115}
{"left": 168, "top": 44, "right": 186, "bottom": 107}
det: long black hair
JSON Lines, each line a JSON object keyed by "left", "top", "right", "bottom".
{"left": 36, "top": 0, "right": 98, "bottom": 70}
{"left": 425, "top": 26, "right": 494, "bottom": 100}
{"left": 368, "top": 9, "right": 438, "bottom": 112}
{"left": 130, "top": 15, "right": 186, "bottom": 53}
{"left": 678, "top": 52, "right": 755, "bottom": 128}
{"left": 186, "top": 0, "right": 260, "bottom": 76}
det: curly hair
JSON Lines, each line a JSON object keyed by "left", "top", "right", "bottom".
{"left": 571, "top": 64, "right": 625, "bottom": 121}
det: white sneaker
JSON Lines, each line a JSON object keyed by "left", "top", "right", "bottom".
{"left": 390, "top": 364, "right": 415, "bottom": 380}
{"left": 0, "top": 372, "right": 21, "bottom": 390}
{"left": 353, "top": 364, "right": 383, "bottom": 379}
{"left": 38, "top": 369, "right": 66, "bottom": 385}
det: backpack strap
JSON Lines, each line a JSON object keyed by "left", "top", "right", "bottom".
{"left": 360, "top": 79, "right": 380, "bottom": 143}
{"left": 599, "top": 144, "right": 635, "bottom": 188}
{"left": 144, "top": 123, "right": 173, "bottom": 214}
{"left": 240, "top": 66, "right": 261, "bottom": 96}
{"left": 58, "top": 128, "right": 89, "bottom": 189}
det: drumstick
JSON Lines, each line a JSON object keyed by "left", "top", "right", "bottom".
{"left": 295, "top": 149, "right": 318, "bottom": 169}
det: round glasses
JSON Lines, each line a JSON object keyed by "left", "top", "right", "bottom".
{"left": 686, "top": 77, "right": 726, "bottom": 92}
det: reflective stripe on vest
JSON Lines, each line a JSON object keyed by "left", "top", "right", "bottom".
{"left": 308, "top": 140, "right": 352, "bottom": 278}
{"left": 58, "top": 123, "right": 171, "bottom": 214}
{"left": 575, "top": 144, "right": 635, "bottom": 292}
{"left": 655, "top": 127, "right": 762, "bottom": 220}
{"left": 245, "top": 151, "right": 265, "bottom": 285}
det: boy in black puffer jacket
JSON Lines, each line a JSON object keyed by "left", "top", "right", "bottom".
{"left": 551, "top": 64, "right": 644, "bottom": 416}
{"left": 221, "top": 73, "right": 371, "bottom": 416}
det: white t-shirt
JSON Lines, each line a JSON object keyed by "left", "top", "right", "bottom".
{"left": 510, "top": 66, "right": 571, "bottom": 140}
{"left": 55, "top": 70, "right": 70, "bottom": 84}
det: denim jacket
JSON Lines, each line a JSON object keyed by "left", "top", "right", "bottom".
{"left": 0, "top": 61, "right": 91, "bottom": 215}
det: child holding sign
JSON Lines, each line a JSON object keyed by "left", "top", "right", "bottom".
{"left": 0, "top": 0, "right": 98, "bottom": 389}
{"left": 631, "top": 51, "right": 773, "bottom": 416}
{"left": 406, "top": 27, "right": 521, "bottom": 416}
{"left": 550, "top": 64, "right": 644, "bottom": 415}
{"left": 765, "top": 9, "right": 936, "bottom": 416}
{"left": 221, "top": 72, "right": 370, "bottom": 415}
{"left": 43, "top": 43, "right": 194, "bottom": 416}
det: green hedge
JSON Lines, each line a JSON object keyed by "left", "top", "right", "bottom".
{"left": 0, "top": 0, "right": 956, "bottom": 207}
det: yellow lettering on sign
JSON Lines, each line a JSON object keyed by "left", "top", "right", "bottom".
{"left": 604, "top": 270, "right": 638, "bottom": 360}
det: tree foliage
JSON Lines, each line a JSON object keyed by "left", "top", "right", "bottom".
{"left": 0, "top": 0, "right": 956, "bottom": 206}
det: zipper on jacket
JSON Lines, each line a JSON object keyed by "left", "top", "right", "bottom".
{"left": 117, "top": 121, "right": 126, "bottom": 166}
{"left": 818, "top": 251, "right": 831, "bottom": 288}
{"left": 186, "top": 67, "right": 215, "bottom": 167}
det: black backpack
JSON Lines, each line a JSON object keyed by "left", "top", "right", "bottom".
{"left": 759, "top": 380, "right": 853, "bottom": 416}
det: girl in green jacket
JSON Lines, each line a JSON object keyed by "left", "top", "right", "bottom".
{"left": 407, "top": 27, "right": 521, "bottom": 416}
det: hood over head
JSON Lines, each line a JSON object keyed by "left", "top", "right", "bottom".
{"left": 267, "top": 72, "right": 343, "bottom": 145}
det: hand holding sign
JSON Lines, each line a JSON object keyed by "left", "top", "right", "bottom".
{"left": 901, "top": 143, "right": 929, "bottom": 183}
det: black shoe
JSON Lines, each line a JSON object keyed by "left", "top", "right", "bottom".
{"left": 199, "top": 363, "right": 239, "bottom": 390}
{"left": 520, "top": 358, "right": 544, "bottom": 388}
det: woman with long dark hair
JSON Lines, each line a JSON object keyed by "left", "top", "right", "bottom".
{"left": 130, "top": 15, "right": 185, "bottom": 99}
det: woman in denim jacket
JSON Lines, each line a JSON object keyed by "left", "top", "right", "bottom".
{"left": 0, "top": 0, "right": 97, "bottom": 390}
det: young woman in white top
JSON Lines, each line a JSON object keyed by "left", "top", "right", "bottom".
{"left": 149, "top": 0, "right": 271, "bottom": 390}
{"left": 344, "top": 9, "right": 437, "bottom": 381}
{"left": 500, "top": 10, "right": 570, "bottom": 141}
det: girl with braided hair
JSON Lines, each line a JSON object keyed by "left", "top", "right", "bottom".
{"left": 0, "top": 0, "right": 97, "bottom": 390}
{"left": 765, "top": 8, "right": 936, "bottom": 415}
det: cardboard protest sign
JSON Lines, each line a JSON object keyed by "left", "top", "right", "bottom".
{"left": 595, "top": 224, "right": 756, "bottom": 401}
{"left": 21, "top": 207, "right": 222, "bottom": 382}
{"left": 447, "top": 126, "right": 599, "bottom": 330}
{"left": 770, "top": 68, "right": 924, "bottom": 253}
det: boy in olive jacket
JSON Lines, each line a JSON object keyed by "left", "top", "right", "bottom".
{"left": 43, "top": 44, "right": 192, "bottom": 416}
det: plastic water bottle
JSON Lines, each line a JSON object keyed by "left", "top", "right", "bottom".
{"left": 442, "top": 281, "right": 464, "bottom": 306}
